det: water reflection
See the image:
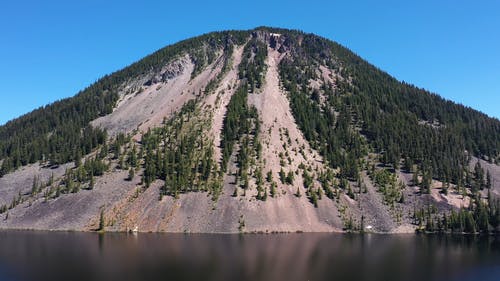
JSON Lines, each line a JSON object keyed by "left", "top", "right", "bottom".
{"left": 0, "top": 231, "right": 498, "bottom": 281}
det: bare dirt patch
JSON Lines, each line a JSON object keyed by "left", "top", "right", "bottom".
{"left": 0, "top": 170, "right": 138, "bottom": 231}
{"left": 0, "top": 163, "right": 71, "bottom": 207}
{"left": 92, "top": 53, "right": 224, "bottom": 137}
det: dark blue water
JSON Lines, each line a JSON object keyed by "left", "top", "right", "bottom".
{"left": 0, "top": 231, "right": 499, "bottom": 281}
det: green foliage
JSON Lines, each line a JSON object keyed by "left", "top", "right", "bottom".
{"left": 414, "top": 195, "right": 500, "bottom": 234}
{"left": 0, "top": 31, "right": 250, "bottom": 177}
{"left": 285, "top": 170, "right": 294, "bottom": 185}
{"left": 277, "top": 28, "right": 499, "bottom": 188}
{"left": 219, "top": 40, "right": 264, "bottom": 189}
{"left": 127, "top": 168, "right": 135, "bottom": 181}
{"left": 310, "top": 189, "right": 318, "bottom": 207}
{"left": 279, "top": 168, "right": 286, "bottom": 184}
{"left": 372, "top": 169, "right": 404, "bottom": 207}
{"left": 302, "top": 169, "right": 313, "bottom": 189}
{"left": 220, "top": 84, "right": 258, "bottom": 171}
{"left": 98, "top": 207, "right": 105, "bottom": 232}
{"left": 238, "top": 215, "right": 246, "bottom": 232}
{"left": 270, "top": 181, "right": 277, "bottom": 198}
{"left": 239, "top": 37, "right": 268, "bottom": 92}
{"left": 266, "top": 170, "right": 273, "bottom": 183}
{"left": 0, "top": 204, "right": 7, "bottom": 214}
{"left": 89, "top": 175, "right": 95, "bottom": 190}
{"left": 127, "top": 144, "right": 139, "bottom": 168}
{"left": 140, "top": 100, "right": 219, "bottom": 198}
{"left": 280, "top": 62, "right": 365, "bottom": 181}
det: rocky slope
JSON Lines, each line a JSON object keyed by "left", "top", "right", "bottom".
{"left": 1, "top": 27, "right": 499, "bottom": 233}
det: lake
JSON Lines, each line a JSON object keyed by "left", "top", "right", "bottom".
{"left": 0, "top": 231, "right": 499, "bottom": 281}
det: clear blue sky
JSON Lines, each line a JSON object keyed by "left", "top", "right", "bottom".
{"left": 1, "top": 0, "right": 499, "bottom": 125}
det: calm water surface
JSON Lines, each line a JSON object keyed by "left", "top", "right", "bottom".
{"left": 0, "top": 231, "right": 499, "bottom": 281}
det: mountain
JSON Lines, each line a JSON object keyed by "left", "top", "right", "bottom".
{"left": 0, "top": 27, "right": 499, "bottom": 233}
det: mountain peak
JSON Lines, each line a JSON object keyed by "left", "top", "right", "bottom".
{"left": 0, "top": 28, "right": 499, "bottom": 234}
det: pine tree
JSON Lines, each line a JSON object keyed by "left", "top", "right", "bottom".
{"left": 421, "top": 171, "right": 431, "bottom": 194}
{"left": 98, "top": 207, "right": 105, "bottom": 231}
{"left": 286, "top": 170, "right": 294, "bottom": 185}
{"left": 295, "top": 187, "right": 301, "bottom": 197}
{"left": 266, "top": 170, "right": 273, "bottom": 183}
{"left": 47, "top": 173, "right": 54, "bottom": 186}
{"left": 31, "top": 175, "right": 39, "bottom": 195}
{"left": 310, "top": 191, "right": 318, "bottom": 207}
{"left": 128, "top": 144, "right": 138, "bottom": 168}
{"left": 279, "top": 168, "right": 286, "bottom": 184}
{"left": 75, "top": 150, "right": 82, "bottom": 168}
{"left": 412, "top": 170, "right": 419, "bottom": 186}
{"left": 486, "top": 171, "right": 492, "bottom": 189}
{"left": 89, "top": 175, "right": 95, "bottom": 190}
{"left": 441, "top": 181, "right": 448, "bottom": 195}
{"left": 403, "top": 157, "right": 413, "bottom": 172}
{"left": 360, "top": 215, "right": 365, "bottom": 233}
{"left": 127, "top": 167, "right": 135, "bottom": 181}
{"left": 270, "top": 182, "right": 277, "bottom": 198}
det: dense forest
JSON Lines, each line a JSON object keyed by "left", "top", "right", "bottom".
{"left": 141, "top": 99, "right": 220, "bottom": 199}
{"left": 271, "top": 27, "right": 500, "bottom": 187}
{"left": 0, "top": 89, "right": 114, "bottom": 176}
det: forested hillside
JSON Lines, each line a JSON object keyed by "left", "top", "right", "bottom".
{"left": 273, "top": 27, "right": 500, "bottom": 184}
{"left": 0, "top": 27, "right": 498, "bottom": 234}
{"left": 0, "top": 31, "right": 250, "bottom": 177}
